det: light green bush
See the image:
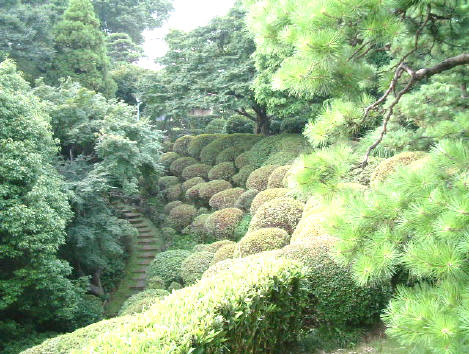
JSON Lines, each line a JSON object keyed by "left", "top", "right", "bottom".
{"left": 168, "top": 281, "right": 182, "bottom": 292}
{"left": 168, "top": 204, "right": 197, "bottom": 231}
{"left": 185, "top": 182, "right": 205, "bottom": 201}
{"left": 246, "top": 165, "right": 279, "bottom": 191}
{"left": 235, "top": 151, "right": 250, "bottom": 169}
{"left": 165, "top": 183, "right": 182, "bottom": 201}
{"left": 236, "top": 228, "right": 290, "bottom": 257}
{"left": 267, "top": 165, "right": 291, "bottom": 188}
{"left": 212, "top": 243, "right": 237, "bottom": 264}
{"left": 250, "top": 188, "right": 289, "bottom": 214}
{"left": 233, "top": 213, "right": 252, "bottom": 241}
{"left": 204, "top": 208, "right": 244, "bottom": 240}
{"left": 224, "top": 115, "right": 255, "bottom": 134}
{"left": 169, "top": 157, "right": 198, "bottom": 176}
{"left": 182, "top": 176, "right": 205, "bottom": 193}
{"left": 118, "top": 289, "right": 169, "bottom": 316}
{"left": 234, "top": 189, "right": 258, "bottom": 212}
{"left": 184, "top": 213, "right": 211, "bottom": 238}
{"left": 200, "top": 134, "right": 261, "bottom": 165}
{"left": 209, "top": 187, "right": 245, "bottom": 210}
{"left": 187, "top": 134, "right": 220, "bottom": 158}
{"left": 264, "top": 151, "right": 297, "bottom": 166}
{"left": 158, "top": 175, "right": 179, "bottom": 190}
{"left": 146, "top": 276, "right": 165, "bottom": 290}
{"left": 27, "top": 256, "right": 309, "bottom": 353}
{"left": 147, "top": 250, "right": 192, "bottom": 286}
{"left": 208, "top": 162, "right": 236, "bottom": 181}
{"left": 172, "top": 135, "right": 194, "bottom": 156}
{"left": 205, "top": 118, "right": 226, "bottom": 134}
{"left": 370, "top": 151, "right": 427, "bottom": 185}
{"left": 215, "top": 146, "right": 245, "bottom": 164}
{"left": 163, "top": 201, "right": 183, "bottom": 215}
{"left": 180, "top": 251, "right": 214, "bottom": 285}
{"left": 249, "top": 197, "right": 304, "bottom": 234}
{"left": 232, "top": 164, "right": 256, "bottom": 187}
{"left": 160, "top": 152, "right": 180, "bottom": 168}
{"left": 198, "top": 180, "right": 232, "bottom": 201}
{"left": 181, "top": 163, "right": 211, "bottom": 180}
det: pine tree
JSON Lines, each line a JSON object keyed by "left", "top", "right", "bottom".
{"left": 53, "top": 0, "right": 116, "bottom": 97}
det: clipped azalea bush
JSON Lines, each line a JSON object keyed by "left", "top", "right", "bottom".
{"left": 165, "top": 183, "right": 182, "bottom": 202}
{"left": 216, "top": 146, "right": 245, "bottom": 164}
{"left": 264, "top": 151, "right": 298, "bottom": 166}
{"left": 147, "top": 250, "right": 192, "bottom": 286}
{"left": 250, "top": 188, "right": 289, "bottom": 214}
{"left": 246, "top": 135, "right": 284, "bottom": 167}
{"left": 224, "top": 115, "right": 255, "bottom": 134}
{"left": 158, "top": 175, "right": 179, "bottom": 190}
{"left": 181, "top": 163, "right": 211, "bottom": 180}
{"left": 187, "top": 134, "right": 220, "bottom": 158}
{"left": 169, "top": 157, "right": 198, "bottom": 176}
{"left": 208, "top": 162, "right": 236, "bottom": 181}
{"left": 234, "top": 189, "right": 258, "bottom": 212}
{"left": 27, "top": 256, "right": 310, "bottom": 353}
{"left": 246, "top": 165, "right": 279, "bottom": 191}
{"left": 180, "top": 251, "right": 214, "bottom": 285}
{"left": 209, "top": 187, "right": 245, "bottom": 210}
{"left": 185, "top": 182, "right": 205, "bottom": 201}
{"left": 198, "top": 240, "right": 235, "bottom": 254}
{"left": 212, "top": 243, "right": 237, "bottom": 264}
{"left": 182, "top": 176, "right": 205, "bottom": 193}
{"left": 198, "top": 180, "right": 232, "bottom": 201}
{"left": 167, "top": 204, "right": 197, "bottom": 231}
{"left": 160, "top": 152, "right": 180, "bottom": 168}
{"left": 267, "top": 165, "right": 291, "bottom": 188}
{"left": 235, "top": 228, "right": 290, "bottom": 257}
{"left": 200, "top": 134, "right": 261, "bottom": 165}
{"left": 183, "top": 213, "right": 211, "bottom": 238}
{"left": 233, "top": 213, "right": 252, "bottom": 241}
{"left": 204, "top": 208, "right": 244, "bottom": 240}
{"left": 249, "top": 197, "right": 304, "bottom": 234}
{"left": 118, "top": 289, "right": 169, "bottom": 316}
{"left": 232, "top": 164, "right": 256, "bottom": 187}
{"left": 370, "top": 151, "right": 427, "bottom": 185}
{"left": 172, "top": 135, "right": 194, "bottom": 156}
{"left": 146, "top": 276, "right": 165, "bottom": 290}
{"left": 235, "top": 151, "right": 250, "bottom": 169}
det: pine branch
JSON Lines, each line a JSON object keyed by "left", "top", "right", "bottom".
{"left": 359, "top": 53, "right": 469, "bottom": 167}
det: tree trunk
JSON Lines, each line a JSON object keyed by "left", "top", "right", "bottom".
{"left": 461, "top": 83, "right": 468, "bottom": 98}
{"left": 253, "top": 104, "right": 270, "bottom": 135}
{"left": 89, "top": 269, "right": 105, "bottom": 297}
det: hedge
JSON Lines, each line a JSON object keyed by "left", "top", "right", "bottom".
{"left": 180, "top": 251, "right": 214, "bottom": 285}
{"left": 172, "top": 135, "right": 194, "bottom": 156}
{"left": 235, "top": 228, "right": 290, "bottom": 257}
{"left": 181, "top": 163, "right": 211, "bottom": 180}
{"left": 182, "top": 176, "right": 205, "bottom": 193}
{"left": 187, "top": 134, "right": 220, "bottom": 158}
{"left": 158, "top": 175, "right": 179, "bottom": 190}
{"left": 169, "top": 157, "right": 198, "bottom": 176}
{"left": 160, "top": 152, "right": 180, "bottom": 168}
{"left": 167, "top": 204, "right": 197, "bottom": 231}
{"left": 209, "top": 187, "right": 245, "bottom": 210}
{"left": 246, "top": 165, "right": 279, "bottom": 191}
{"left": 146, "top": 250, "right": 192, "bottom": 286}
{"left": 234, "top": 189, "right": 258, "bottom": 212}
{"left": 198, "top": 180, "right": 232, "bottom": 201}
{"left": 165, "top": 183, "right": 182, "bottom": 201}
{"left": 267, "top": 165, "right": 291, "bottom": 188}
{"left": 118, "top": 289, "right": 169, "bottom": 316}
{"left": 232, "top": 164, "right": 256, "bottom": 187}
{"left": 207, "top": 162, "right": 237, "bottom": 181}
{"left": 250, "top": 188, "right": 289, "bottom": 214}
{"left": 204, "top": 208, "right": 244, "bottom": 240}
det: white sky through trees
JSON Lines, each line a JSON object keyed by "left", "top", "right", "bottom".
{"left": 139, "top": 0, "right": 236, "bottom": 70}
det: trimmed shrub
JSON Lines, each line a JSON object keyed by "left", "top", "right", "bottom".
{"left": 168, "top": 281, "right": 182, "bottom": 292}
{"left": 264, "top": 151, "right": 298, "bottom": 166}
{"left": 162, "top": 140, "right": 173, "bottom": 153}
{"left": 146, "top": 276, "right": 165, "bottom": 290}
{"left": 280, "top": 241, "right": 391, "bottom": 327}
{"left": 160, "top": 152, "right": 180, "bottom": 168}
{"left": 163, "top": 201, "right": 183, "bottom": 215}
{"left": 249, "top": 197, "right": 304, "bottom": 234}
{"left": 246, "top": 165, "right": 279, "bottom": 191}
{"left": 167, "top": 233, "right": 201, "bottom": 251}
{"left": 180, "top": 251, "right": 214, "bottom": 285}
{"left": 197, "top": 207, "right": 209, "bottom": 215}
{"left": 158, "top": 175, "right": 179, "bottom": 190}
{"left": 246, "top": 135, "right": 284, "bottom": 167}
{"left": 234, "top": 213, "right": 252, "bottom": 240}
{"left": 343, "top": 156, "right": 383, "bottom": 186}
{"left": 184, "top": 214, "right": 211, "bottom": 238}
{"left": 215, "top": 146, "right": 245, "bottom": 164}
{"left": 267, "top": 165, "right": 291, "bottom": 188}
{"left": 181, "top": 163, "right": 211, "bottom": 180}
{"left": 205, "top": 118, "right": 226, "bottom": 134}
{"left": 165, "top": 183, "right": 182, "bottom": 201}
{"left": 118, "top": 289, "right": 169, "bottom": 316}
{"left": 235, "top": 151, "right": 250, "bottom": 169}
{"left": 280, "top": 116, "right": 309, "bottom": 133}
{"left": 209, "top": 188, "right": 245, "bottom": 210}
{"left": 234, "top": 189, "right": 258, "bottom": 212}
{"left": 187, "top": 134, "right": 220, "bottom": 158}
{"left": 212, "top": 243, "right": 237, "bottom": 263}
{"left": 28, "top": 256, "right": 310, "bottom": 353}
{"left": 160, "top": 227, "right": 177, "bottom": 242}
{"left": 250, "top": 188, "right": 289, "bottom": 214}
{"left": 170, "top": 157, "right": 198, "bottom": 176}
{"left": 236, "top": 228, "right": 290, "bottom": 257}
{"left": 173, "top": 135, "right": 194, "bottom": 156}
{"left": 224, "top": 115, "right": 255, "bottom": 134}
{"left": 185, "top": 182, "right": 205, "bottom": 201}
{"left": 232, "top": 164, "right": 256, "bottom": 187}
{"left": 168, "top": 204, "right": 197, "bottom": 231}
{"left": 198, "top": 180, "right": 232, "bottom": 201}
{"left": 370, "top": 151, "right": 427, "bottom": 185}
{"left": 182, "top": 177, "right": 205, "bottom": 193}
{"left": 204, "top": 208, "right": 244, "bottom": 240}
{"left": 200, "top": 134, "right": 261, "bottom": 165}
{"left": 208, "top": 162, "right": 236, "bottom": 181}
{"left": 200, "top": 240, "right": 235, "bottom": 254}
{"left": 147, "top": 249, "right": 192, "bottom": 286}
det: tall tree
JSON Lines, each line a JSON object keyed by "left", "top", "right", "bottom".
{"left": 106, "top": 32, "right": 142, "bottom": 66}
{"left": 52, "top": 0, "right": 116, "bottom": 97}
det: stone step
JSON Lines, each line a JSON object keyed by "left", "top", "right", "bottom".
{"left": 130, "top": 282, "right": 146, "bottom": 291}
{"left": 138, "top": 234, "right": 154, "bottom": 239}
{"left": 138, "top": 245, "right": 159, "bottom": 251}
{"left": 137, "top": 229, "right": 152, "bottom": 234}
{"left": 132, "top": 274, "right": 147, "bottom": 281}
{"left": 132, "top": 268, "right": 147, "bottom": 274}
{"left": 137, "top": 259, "right": 153, "bottom": 265}
{"left": 129, "top": 218, "right": 145, "bottom": 225}
{"left": 137, "top": 239, "right": 156, "bottom": 245}
{"left": 137, "top": 252, "right": 157, "bottom": 259}
{"left": 123, "top": 213, "right": 141, "bottom": 219}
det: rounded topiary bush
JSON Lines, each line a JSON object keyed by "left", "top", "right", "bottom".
{"left": 188, "top": 134, "right": 220, "bottom": 158}
{"left": 165, "top": 183, "right": 182, "bottom": 201}
{"left": 267, "top": 165, "right": 291, "bottom": 188}
{"left": 180, "top": 251, "right": 214, "bottom": 285}
{"left": 236, "top": 228, "right": 290, "bottom": 257}
{"left": 160, "top": 152, "right": 180, "bottom": 168}
{"left": 246, "top": 165, "right": 279, "bottom": 191}
{"left": 172, "top": 135, "right": 194, "bottom": 156}
{"left": 201, "top": 239, "right": 235, "bottom": 253}
{"left": 204, "top": 208, "right": 244, "bottom": 240}
{"left": 170, "top": 157, "right": 198, "bottom": 176}
{"left": 200, "top": 134, "right": 261, "bottom": 165}
{"left": 234, "top": 189, "right": 258, "bottom": 212}
{"left": 198, "top": 180, "right": 232, "bottom": 201}
{"left": 209, "top": 187, "right": 245, "bottom": 210}
{"left": 160, "top": 227, "right": 177, "bottom": 243}
{"left": 168, "top": 204, "right": 197, "bottom": 231}
{"left": 168, "top": 281, "right": 182, "bottom": 292}
{"left": 370, "top": 151, "right": 427, "bottom": 185}
{"left": 118, "top": 289, "right": 169, "bottom": 316}
{"left": 182, "top": 177, "right": 205, "bottom": 193}
{"left": 184, "top": 213, "right": 211, "bottom": 238}
{"left": 232, "top": 164, "right": 256, "bottom": 188}
{"left": 235, "top": 151, "right": 250, "bottom": 169}
{"left": 205, "top": 118, "right": 226, "bottom": 134}
{"left": 164, "top": 200, "right": 184, "bottom": 215}
{"left": 212, "top": 243, "right": 237, "bottom": 263}
{"left": 161, "top": 140, "right": 173, "bottom": 153}
{"left": 181, "top": 163, "right": 211, "bottom": 180}
{"left": 264, "top": 151, "right": 297, "bottom": 166}
{"left": 208, "top": 162, "right": 236, "bottom": 181}
{"left": 158, "top": 175, "right": 180, "bottom": 190}
{"left": 146, "top": 276, "right": 165, "bottom": 290}
{"left": 216, "top": 146, "right": 245, "bottom": 164}
{"left": 250, "top": 188, "right": 289, "bottom": 214}
{"left": 280, "top": 241, "right": 391, "bottom": 327}
{"left": 224, "top": 115, "right": 255, "bottom": 134}
{"left": 249, "top": 197, "right": 304, "bottom": 234}
{"left": 185, "top": 182, "right": 205, "bottom": 201}
{"left": 147, "top": 249, "right": 192, "bottom": 286}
